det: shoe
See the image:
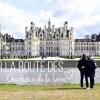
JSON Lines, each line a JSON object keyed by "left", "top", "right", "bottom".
{"left": 90, "top": 86, "right": 93, "bottom": 89}
{"left": 90, "top": 87, "right": 93, "bottom": 89}
{"left": 87, "top": 87, "right": 90, "bottom": 90}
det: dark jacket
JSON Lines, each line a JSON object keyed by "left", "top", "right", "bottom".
{"left": 88, "top": 59, "right": 96, "bottom": 70}
{"left": 87, "top": 58, "right": 96, "bottom": 77}
{"left": 78, "top": 58, "right": 89, "bottom": 72}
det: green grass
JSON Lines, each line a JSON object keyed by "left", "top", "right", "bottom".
{"left": 0, "top": 83, "right": 100, "bottom": 91}
{"left": 0, "top": 83, "right": 80, "bottom": 91}
{"left": 0, "top": 83, "right": 100, "bottom": 100}
{"left": 94, "top": 56, "right": 100, "bottom": 59}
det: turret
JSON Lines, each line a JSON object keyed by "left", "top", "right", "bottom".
{"left": 25, "top": 27, "right": 28, "bottom": 33}
{"left": 30, "top": 21, "right": 37, "bottom": 39}
{"left": 48, "top": 19, "right": 51, "bottom": 31}
{"left": 91, "top": 34, "right": 97, "bottom": 40}
{"left": 52, "top": 25, "right": 55, "bottom": 32}
{"left": 30, "top": 21, "right": 35, "bottom": 32}
{"left": 69, "top": 27, "right": 73, "bottom": 39}
{"left": 63, "top": 21, "right": 68, "bottom": 38}
{"left": 64, "top": 21, "right": 68, "bottom": 30}
{"left": 44, "top": 25, "right": 46, "bottom": 29}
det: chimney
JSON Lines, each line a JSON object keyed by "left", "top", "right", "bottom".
{"left": 85, "top": 35, "right": 90, "bottom": 39}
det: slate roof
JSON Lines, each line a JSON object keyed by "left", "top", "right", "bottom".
{"left": 6, "top": 38, "right": 24, "bottom": 42}
{"left": 75, "top": 39, "right": 95, "bottom": 42}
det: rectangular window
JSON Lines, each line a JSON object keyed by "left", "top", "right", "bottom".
{"left": 29, "top": 41, "right": 31, "bottom": 45}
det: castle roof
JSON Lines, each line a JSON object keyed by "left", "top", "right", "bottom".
{"left": 6, "top": 38, "right": 24, "bottom": 42}
{"left": 64, "top": 21, "right": 68, "bottom": 24}
{"left": 75, "top": 39, "right": 95, "bottom": 42}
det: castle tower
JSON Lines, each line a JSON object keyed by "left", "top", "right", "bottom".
{"left": 69, "top": 27, "right": 74, "bottom": 39}
{"left": 30, "top": 21, "right": 37, "bottom": 39}
{"left": 48, "top": 19, "right": 51, "bottom": 32}
{"left": 63, "top": 21, "right": 68, "bottom": 38}
{"left": 64, "top": 21, "right": 68, "bottom": 30}
{"left": 25, "top": 21, "right": 40, "bottom": 57}
{"left": 30, "top": 21, "right": 35, "bottom": 32}
{"left": 52, "top": 25, "right": 55, "bottom": 32}
{"left": 25, "top": 27, "right": 28, "bottom": 33}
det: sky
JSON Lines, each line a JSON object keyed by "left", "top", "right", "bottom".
{"left": 0, "top": 0, "right": 100, "bottom": 38}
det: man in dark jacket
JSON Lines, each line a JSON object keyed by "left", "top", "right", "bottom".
{"left": 78, "top": 54, "right": 89, "bottom": 88}
{"left": 87, "top": 56, "right": 96, "bottom": 88}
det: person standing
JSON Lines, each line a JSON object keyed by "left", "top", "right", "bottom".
{"left": 87, "top": 55, "right": 96, "bottom": 88}
{"left": 77, "top": 54, "right": 89, "bottom": 88}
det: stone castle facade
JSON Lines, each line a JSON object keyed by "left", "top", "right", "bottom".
{"left": 25, "top": 19, "right": 74, "bottom": 57}
{"left": 0, "top": 19, "right": 100, "bottom": 57}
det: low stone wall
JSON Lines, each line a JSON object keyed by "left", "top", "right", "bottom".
{"left": 0, "top": 60, "right": 100, "bottom": 84}
{"left": 0, "top": 60, "right": 100, "bottom": 68}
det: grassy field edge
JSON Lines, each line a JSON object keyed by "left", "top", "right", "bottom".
{"left": 0, "top": 83, "right": 100, "bottom": 91}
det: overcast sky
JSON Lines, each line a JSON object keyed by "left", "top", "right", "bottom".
{"left": 0, "top": 0, "right": 100, "bottom": 38}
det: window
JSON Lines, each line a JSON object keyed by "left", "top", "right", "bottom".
{"left": 87, "top": 43, "right": 88, "bottom": 45}
{"left": 81, "top": 42, "right": 83, "bottom": 45}
{"left": 29, "top": 52, "right": 31, "bottom": 56}
{"left": 70, "top": 41, "right": 72, "bottom": 45}
{"left": 92, "top": 47, "right": 94, "bottom": 50}
{"left": 40, "top": 34, "right": 42, "bottom": 37}
{"left": 29, "top": 47, "right": 31, "bottom": 50}
{"left": 57, "top": 47, "right": 59, "bottom": 50}
{"left": 81, "top": 47, "right": 83, "bottom": 50}
{"left": 29, "top": 41, "right": 31, "bottom": 45}
{"left": 87, "top": 47, "right": 88, "bottom": 50}
{"left": 22, "top": 47, "right": 24, "bottom": 50}
{"left": 40, "top": 47, "right": 42, "bottom": 50}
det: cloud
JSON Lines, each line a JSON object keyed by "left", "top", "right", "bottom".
{"left": 0, "top": 1, "right": 35, "bottom": 38}
{"left": 46, "top": 0, "right": 53, "bottom": 3}
{"left": 67, "top": 0, "right": 99, "bottom": 15}
{"left": 58, "top": 0, "right": 100, "bottom": 15}
{"left": 55, "top": 0, "right": 100, "bottom": 37}
{"left": 0, "top": 0, "right": 100, "bottom": 39}
{"left": 0, "top": 1, "right": 61, "bottom": 38}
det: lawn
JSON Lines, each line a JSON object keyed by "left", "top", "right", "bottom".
{"left": 94, "top": 56, "right": 100, "bottom": 59}
{"left": 0, "top": 83, "right": 100, "bottom": 100}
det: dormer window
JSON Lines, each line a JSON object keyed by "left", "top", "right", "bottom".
{"left": 40, "top": 34, "right": 42, "bottom": 37}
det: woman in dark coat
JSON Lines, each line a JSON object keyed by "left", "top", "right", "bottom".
{"left": 87, "top": 56, "right": 96, "bottom": 88}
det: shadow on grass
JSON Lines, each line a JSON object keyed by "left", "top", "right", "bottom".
{"left": 57, "top": 87, "right": 86, "bottom": 90}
